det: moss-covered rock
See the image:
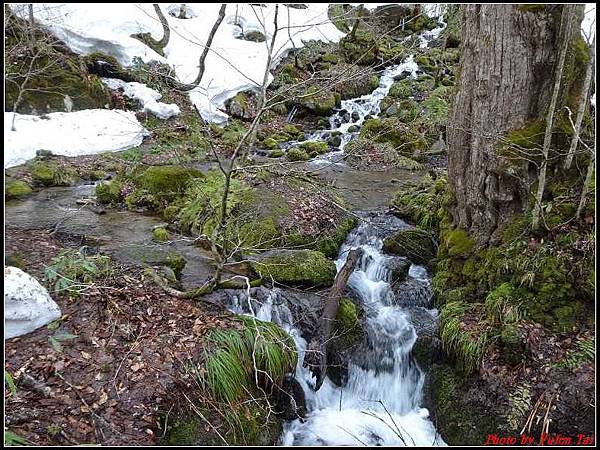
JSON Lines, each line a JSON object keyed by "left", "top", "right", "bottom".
{"left": 28, "top": 160, "right": 77, "bottom": 186}
{"left": 250, "top": 249, "right": 336, "bottom": 287}
{"left": 95, "top": 180, "right": 123, "bottom": 204}
{"left": 5, "top": 179, "right": 33, "bottom": 199}
{"left": 298, "top": 141, "right": 328, "bottom": 156}
{"left": 153, "top": 227, "right": 170, "bottom": 242}
{"left": 333, "top": 298, "right": 363, "bottom": 348}
{"left": 359, "top": 118, "right": 427, "bottom": 155}
{"left": 132, "top": 165, "right": 203, "bottom": 207}
{"left": 383, "top": 227, "right": 436, "bottom": 265}
{"left": 5, "top": 14, "right": 112, "bottom": 114}
{"left": 287, "top": 148, "right": 310, "bottom": 161}
{"left": 339, "top": 30, "right": 379, "bottom": 66}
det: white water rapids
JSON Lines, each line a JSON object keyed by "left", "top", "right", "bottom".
{"left": 230, "top": 218, "right": 445, "bottom": 445}
{"left": 229, "top": 15, "right": 449, "bottom": 445}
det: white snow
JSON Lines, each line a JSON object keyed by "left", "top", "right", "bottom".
{"left": 10, "top": 3, "right": 345, "bottom": 124}
{"left": 4, "top": 110, "right": 148, "bottom": 168}
{"left": 102, "top": 77, "right": 180, "bottom": 119}
{"left": 5, "top": 266, "right": 62, "bottom": 340}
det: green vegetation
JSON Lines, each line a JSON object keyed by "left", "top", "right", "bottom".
{"left": 95, "top": 180, "right": 123, "bottom": 204}
{"left": 383, "top": 227, "right": 436, "bottom": 265}
{"left": 44, "top": 248, "right": 111, "bottom": 297}
{"left": 152, "top": 227, "right": 170, "bottom": 242}
{"left": 197, "top": 315, "right": 297, "bottom": 403}
{"left": 287, "top": 148, "right": 310, "bottom": 161}
{"left": 28, "top": 160, "right": 77, "bottom": 186}
{"left": 439, "top": 301, "right": 492, "bottom": 373}
{"left": 333, "top": 298, "right": 363, "bottom": 348}
{"left": 5, "top": 179, "right": 33, "bottom": 199}
{"left": 251, "top": 249, "right": 336, "bottom": 286}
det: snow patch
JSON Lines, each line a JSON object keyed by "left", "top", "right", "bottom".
{"left": 5, "top": 110, "right": 148, "bottom": 168}
{"left": 11, "top": 4, "right": 344, "bottom": 124}
{"left": 5, "top": 266, "right": 62, "bottom": 340}
{"left": 102, "top": 78, "right": 180, "bottom": 119}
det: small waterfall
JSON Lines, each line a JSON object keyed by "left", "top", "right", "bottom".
{"left": 231, "top": 217, "right": 445, "bottom": 446}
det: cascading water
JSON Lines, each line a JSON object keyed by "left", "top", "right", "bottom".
{"left": 288, "top": 57, "right": 420, "bottom": 163}
{"left": 229, "top": 216, "right": 445, "bottom": 446}
{"left": 226, "top": 13, "right": 450, "bottom": 445}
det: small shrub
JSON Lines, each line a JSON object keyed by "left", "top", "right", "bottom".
{"left": 44, "top": 248, "right": 111, "bottom": 297}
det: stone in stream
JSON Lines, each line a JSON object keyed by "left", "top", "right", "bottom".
{"left": 386, "top": 256, "right": 411, "bottom": 283}
{"left": 383, "top": 227, "right": 436, "bottom": 266}
{"left": 5, "top": 266, "right": 62, "bottom": 339}
{"left": 351, "top": 111, "right": 360, "bottom": 122}
{"left": 405, "top": 306, "right": 442, "bottom": 367}
{"left": 391, "top": 277, "right": 433, "bottom": 309}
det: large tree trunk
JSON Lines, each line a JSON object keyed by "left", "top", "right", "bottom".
{"left": 447, "top": 5, "right": 584, "bottom": 245}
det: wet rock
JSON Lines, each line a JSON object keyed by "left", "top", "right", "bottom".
{"left": 386, "top": 256, "right": 411, "bottom": 283}
{"left": 347, "top": 125, "right": 360, "bottom": 133}
{"left": 351, "top": 111, "right": 360, "bottom": 122}
{"left": 250, "top": 249, "right": 336, "bottom": 287}
{"left": 275, "top": 374, "right": 307, "bottom": 420}
{"left": 5, "top": 266, "right": 62, "bottom": 339}
{"left": 383, "top": 227, "right": 436, "bottom": 266}
{"left": 405, "top": 307, "right": 441, "bottom": 367}
{"left": 391, "top": 278, "right": 433, "bottom": 308}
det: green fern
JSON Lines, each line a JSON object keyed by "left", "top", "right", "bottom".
{"left": 439, "top": 301, "right": 492, "bottom": 373}
{"left": 556, "top": 337, "right": 595, "bottom": 371}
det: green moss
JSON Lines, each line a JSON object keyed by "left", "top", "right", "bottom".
{"left": 444, "top": 228, "right": 475, "bottom": 257}
{"left": 359, "top": 118, "right": 426, "bottom": 155}
{"left": 177, "top": 170, "right": 250, "bottom": 236}
{"left": 251, "top": 249, "right": 336, "bottom": 286}
{"left": 133, "top": 165, "right": 203, "bottom": 209}
{"left": 5, "top": 179, "right": 33, "bottom": 199}
{"left": 269, "top": 149, "right": 284, "bottom": 158}
{"left": 95, "top": 180, "right": 122, "bottom": 204}
{"left": 153, "top": 227, "right": 170, "bottom": 242}
{"left": 164, "top": 251, "right": 186, "bottom": 278}
{"left": 263, "top": 137, "right": 280, "bottom": 150}
{"left": 388, "top": 80, "right": 412, "bottom": 98}
{"left": 287, "top": 148, "right": 310, "bottom": 161}
{"left": 339, "top": 29, "right": 379, "bottom": 65}
{"left": 298, "top": 141, "right": 328, "bottom": 156}
{"left": 28, "top": 160, "right": 76, "bottom": 186}
{"left": 334, "top": 298, "right": 363, "bottom": 348}
{"left": 5, "top": 18, "right": 112, "bottom": 114}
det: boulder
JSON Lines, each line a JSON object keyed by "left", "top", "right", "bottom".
{"left": 5, "top": 266, "right": 62, "bottom": 339}
{"left": 383, "top": 227, "right": 436, "bottom": 265}
{"left": 386, "top": 256, "right": 411, "bottom": 283}
{"left": 250, "top": 249, "right": 336, "bottom": 287}
{"left": 391, "top": 278, "right": 433, "bottom": 308}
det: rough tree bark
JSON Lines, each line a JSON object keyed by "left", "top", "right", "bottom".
{"left": 447, "top": 4, "right": 584, "bottom": 245}
{"left": 564, "top": 33, "right": 595, "bottom": 170}
{"left": 304, "top": 247, "right": 363, "bottom": 391}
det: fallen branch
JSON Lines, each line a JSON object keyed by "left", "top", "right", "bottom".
{"left": 303, "top": 247, "right": 363, "bottom": 390}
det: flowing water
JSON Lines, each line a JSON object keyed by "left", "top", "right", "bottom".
{"left": 231, "top": 216, "right": 444, "bottom": 445}
{"left": 230, "top": 15, "right": 449, "bottom": 445}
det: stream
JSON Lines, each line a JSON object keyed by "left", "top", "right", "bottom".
{"left": 232, "top": 22, "right": 447, "bottom": 443}
{"left": 4, "top": 11, "right": 447, "bottom": 446}
{"left": 231, "top": 214, "right": 444, "bottom": 445}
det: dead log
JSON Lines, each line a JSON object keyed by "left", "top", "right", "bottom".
{"left": 303, "top": 247, "right": 363, "bottom": 390}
